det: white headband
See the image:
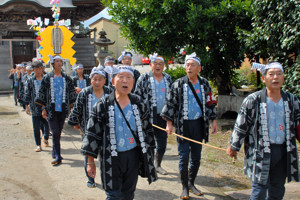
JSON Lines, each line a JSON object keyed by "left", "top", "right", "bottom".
{"left": 74, "top": 64, "right": 84, "bottom": 70}
{"left": 112, "top": 65, "right": 134, "bottom": 76}
{"left": 26, "top": 66, "right": 33, "bottom": 70}
{"left": 104, "top": 58, "right": 115, "bottom": 65}
{"left": 251, "top": 62, "right": 283, "bottom": 74}
{"left": 150, "top": 53, "right": 164, "bottom": 63}
{"left": 49, "top": 54, "right": 63, "bottom": 63}
{"left": 118, "top": 51, "right": 132, "bottom": 62}
{"left": 185, "top": 52, "right": 201, "bottom": 66}
{"left": 89, "top": 66, "right": 106, "bottom": 78}
{"left": 104, "top": 65, "right": 117, "bottom": 75}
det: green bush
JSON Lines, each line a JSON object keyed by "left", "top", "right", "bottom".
{"left": 231, "top": 67, "right": 257, "bottom": 88}
{"left": 283, "top": 56, "right": 300, "bottom": 99}
{"left": 165, "top": 65, "right": 186, "bottom": 82}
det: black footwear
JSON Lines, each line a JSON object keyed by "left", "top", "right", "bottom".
{"left": 188, "top": 169, "right": 204, "bottom": 196}
{"left": 51, "top": 160, "right": 62, "bottom": 166}
{"left": 180, "top": 171, "right": 189, "bottom": 199}
{"left": 155, "top": 153, "right": 168, "bottom": 175}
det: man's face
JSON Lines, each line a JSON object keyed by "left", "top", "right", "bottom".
{"left": 262, "top": 68, "right": 284, "bottom": 90}
{"left": 91, "top": 74, "right": 106, "bottom": 90}
{"left": 185, "top": 59, "right": 201, "bottom": 79}
{"left": 150, "top": 59, "right": 165, "bottom": 76}
{"left": 121, "top": 56, "right": 132, "bottom": 65}
{"left": 112, "top": 72, "right": 134, "bottom": 95}
{"left": 33, "top": 67, "right": 42, "bottom": 77}
{"left": 76, "top": 68, "right": 83, "bottom": 76}
{"left": 53, "top": 59, "right": 63, "bottom": 70}
{"left": 105, "top": 61, "right": 114, "bottom": 67}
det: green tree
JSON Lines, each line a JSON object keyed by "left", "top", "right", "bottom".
{"left": 102, "top": 0, "right": 253, "bottom": 95}
{"left": 242, "top": 0, "right": 299, "bottom": 63}
{"left": 240, "top": 0, "right": 299, "bottom": 97}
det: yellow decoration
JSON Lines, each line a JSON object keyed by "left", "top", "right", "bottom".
{"left": 40, "top": 25, "right": 76, "bottom": 66}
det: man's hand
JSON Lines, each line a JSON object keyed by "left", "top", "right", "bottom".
{"left": 87, "top": 163, "right": 96, "bottom": 178}
{"left": 25, "top": 105, "right": 30, "bottom": 115}
{"left": 75, "top": 87, "right": 81, "bottom": 94}
{"left": 211, "top": 119, "right": 218, "bottom": 134}
{"left": 42, "top": 109, "right": 47, "bottom": 119}
{"left": 74, "top": 124, "right": 80, "bottom": 130}
{"left": 166, "top": 120, "right": 173, "bottom": 135}
{"left": 86, "top": 156, "right": 96, "bottom": 178}
{"left": 226, "top": 144, "right": 237, "bottom": 159}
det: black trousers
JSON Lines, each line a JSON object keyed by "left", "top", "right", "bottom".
{"left": 105, "top": 148, "right": 139, "bottom": 200}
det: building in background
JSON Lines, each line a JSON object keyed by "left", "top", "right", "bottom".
{"left": 0, "top": 0, "right": 104, "bottom": 91}
{"left": 89, "top": 17, "right": 130, "bottom": 62}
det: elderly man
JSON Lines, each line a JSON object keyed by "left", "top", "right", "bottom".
{"left": 9, "top": 64, "right": 22, "bottom": 106}
{"left": 35, "top": 55, "right": 76, "bottom": 166}
{"left": 18, "top": 63, "right": 29, "bottom": 110}
{"left": 24, "top": 61, "right": 50, "bottom": 152}
{"left": 227, "top": 62, "right": 299, "bottom": 200}
{"left": 103, "top": 56, "right": 115, "bottom": 87}
{"left": 135, "top": 53, "right": 172, "bottom": 175}
{"left": 118, "top": 51, "right": 140, "bottom": 91}
{"left": 161, "top": 53, "right": 218, "bottom": 199}
{"left": 72, "top": 64, "right": 90, "bottom": 94}
{"left": 82, "top": 65, "right": 157, "bottom": 200}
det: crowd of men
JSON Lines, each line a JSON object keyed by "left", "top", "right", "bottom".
{"left": 8, "top": 53, "right": 299, "bottom": 200}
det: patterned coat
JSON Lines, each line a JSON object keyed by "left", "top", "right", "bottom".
{"left": 68, "top": 85, "right": 112, "bottom": 133}
{"left": 72, "top": 74, "right": 91, "bottom": 89}
{"left": 161, "top": 75, "right": 217, "bottom": 142}
{"left": 135, "top": 71, "right": 172, "bottom": 124}
{"left": 132, "top": 69, "right": 140, "bottom": 92}
{"left": 35, "top": 71, "right": 77, "bottom": 121}
{"left": 18, "top": 73, "right": 28, "bottom": 104}
{"left": 23, "top": 74, "right": 44, "bottom": 117}
{"left": 8, "top": 72, "right": 19, "bottom": 89}
{"left": 230, "top": 89, "right": 299, "bottom": 185}
{"left": 81, "top": 92, "right": 157, "bottom": 190}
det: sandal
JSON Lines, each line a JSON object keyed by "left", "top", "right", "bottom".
{"left": 35, "top": 146, "right": 42, "bottom": 152}
{"left": 43, "top": 138, "right": 49, "bottom": 147}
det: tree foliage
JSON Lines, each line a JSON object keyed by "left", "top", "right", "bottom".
{"left": 241, "top": 0, "right": 299, "bottom": 97}
{"left": 241, "top": 0, "right": 299, "bottom": 62}
{"left": 102, "top": 0, "right": 253, "bottom": 95}
{"left": 282, "top": 56, "right": 300, "bottom": 99}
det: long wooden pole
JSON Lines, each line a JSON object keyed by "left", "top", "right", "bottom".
{"left": 152, "top": 124, "right": 236, "bottom": 163}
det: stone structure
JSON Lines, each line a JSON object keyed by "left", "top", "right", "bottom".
{"left": 217, "top": 95, "right": 245, "bottom": 118}
{"left": 89, "top": 17, "right": 129, "bottom": 60}
{"left": 92, "top": 29, "right": 115, "bottom": 66}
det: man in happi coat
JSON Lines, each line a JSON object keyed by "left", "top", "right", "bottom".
{"left": 118, "top": 51, "right": 140, "bottom": 91}
{"left": 68, "top": 66, "right": 112, "bottom": 188}
{"left": 24, "top": 61, "right": 50, "bottom": 152}
{"left": 35, "top": 55, "right": 76, "bottom": 166}
{"left": 9, "top": 64, "right": 22, "bottom": 106}
{"left": 81, "top": 65, "right": 157, "bottom": 200}
{"left": 18, "top": 63, "right": 28, "bottom": 110}
{"left": 161, "top": 52, "right": 218, "bottom": 199}
{"left": 72, "top": 64, "right": 90, "bottom": 94}
{"left": 227, "top": 62, "right": 299, "bottom": 200}
{"left": 135, "top": 53, "right": 172, "bottom": 175}
{"left": 103, "top": 56, "right": 115, "bottom": 87}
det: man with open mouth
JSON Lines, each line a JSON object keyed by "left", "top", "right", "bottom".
{"left": 81, "top": 65, "right": 157, "bottom": 200}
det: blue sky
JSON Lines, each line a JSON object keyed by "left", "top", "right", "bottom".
{"left": 83, "top": 8, "right": 111, "bottom": 27}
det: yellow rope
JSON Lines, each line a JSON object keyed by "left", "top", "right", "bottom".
{"left": 152, "top": 124, "right": 237, "bottom": 163}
